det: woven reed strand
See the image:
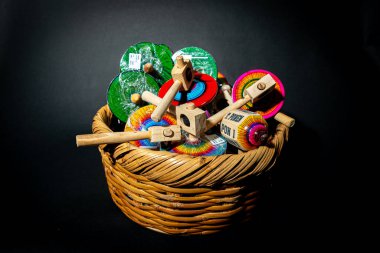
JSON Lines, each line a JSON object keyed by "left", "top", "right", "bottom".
{"left": 92, "top": 105, "right": 289, "bottom": 235}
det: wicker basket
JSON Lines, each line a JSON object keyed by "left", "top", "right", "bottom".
{"left": 92, "top": 105, "right": 289, "bottom": 235}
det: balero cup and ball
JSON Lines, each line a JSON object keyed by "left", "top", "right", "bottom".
{"left": 76, "top": 42, "right": 294, "bottom": 235}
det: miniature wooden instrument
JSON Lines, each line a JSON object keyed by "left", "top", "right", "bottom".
{"left": 222, "top": 76, "right": 294, "bottom": 127}
{"left": 151, "top": 55, "right": 194, "bottom": 122}
{"left": 76, "top": 125, "right": 181, "bottom": 147}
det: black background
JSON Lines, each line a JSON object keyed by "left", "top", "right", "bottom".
{"left": 0, "top": 0, "right": 376, "bottom": 251}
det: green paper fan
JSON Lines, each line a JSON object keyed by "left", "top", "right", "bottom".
{"left": 120, "top": 42, "right": 173, "bottom": 86}
{"left": 107, "top": 71, "right": 160, "bottom": 122}
{"left": 172, "top": 47, "right": 218, "bottom": 80}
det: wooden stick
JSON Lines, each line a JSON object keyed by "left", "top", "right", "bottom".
{"left": 220, "top": 78, "right": 295, "bottom": 128}
{"left": 221, "top": 85, "right": 233, "bottom": 105}
{"left": 205, "top": 97, "right": 250, "bottom": 131}
{"left": 151, "top": 55, "right": 194, "bottom": 122}
{"left": 76, "top": 131, "right": 150, "bottom": 147}
{"left": 274, "top": 112, "right": 295, "bottom": 127}
{"left": 151, "top": 80, "right": 181, "bottom": 122}
{"left": 141, "top": 91, "right": 176, "bottom": 115}
{"left": 205, "top": 74, "right": 276, "bottom": 131}
{"left": 131, "top": 93, "right": 142, "bottom": 105}
{"left": 76, "top": 125, "right": 181, "bottom": 147}
{"left": 143, "top": 63, "right": 154, "bottom": 73}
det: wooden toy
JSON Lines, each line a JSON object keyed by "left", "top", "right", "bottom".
{"left": 150, "top": 55, "right": 194, "bottom": 122}
{"left": 128, "top": 105, "right": 177, "bottom": 148}
{"left": 220, "top": 110, "right": 268, "bottom": 151}
{"left": 158, "top": 72, "right": 218, "bottom": 107}
{"left": 145, "top": 74, "right": 277, "bottom": 138}
{"left": 230, "top": 70, "right": 295, "bottom": 127}
{"left": 142, "top": 91, "right": 176, "bottom": 115}
{"left": 76, "top": 125, "right": 181, "bottom": 147}
{"left": 176, "top": 102, "right": 206, "bottom": 138}
{"left": 205, "top": 74, "right": 276, "bottom": 131}
{"left": 221, "top": 84, "right": 233, "bottom": 105}
{"left": 142, "top": 92, "right": 210, "bottom": 138}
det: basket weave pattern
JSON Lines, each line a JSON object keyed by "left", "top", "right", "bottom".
{"left": 93, "top": 105, "right": 289, "bottom": 235}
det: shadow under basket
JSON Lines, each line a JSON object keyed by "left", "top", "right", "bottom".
{"left": 92, "top": 105, "right": 289, "bottom": 235}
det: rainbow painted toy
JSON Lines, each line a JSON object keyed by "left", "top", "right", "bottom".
{"left": 76, "top": 43, "right": 295, "bottom": 157}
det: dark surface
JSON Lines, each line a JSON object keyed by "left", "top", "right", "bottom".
{"left": 0, "top": 0, "right": 375, "bottom": 251}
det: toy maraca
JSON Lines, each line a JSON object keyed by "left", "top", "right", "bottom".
{"left": 76, "top": 125, "right": 181, "bottom": 147}
{"left": 127, "top": 105, "right": 177, "bottom": 148}
{"left": 150, "top": 55, "right": 194, "bottom": 122}
{"left": 143, "top": 74, "right": 276, "bottom": 152}
{"left": 224, "top": 70, "right": 294, "bottom": 127}
{"left": 234, "top": 70, "right": 294, "bottom": 126}
{"left": 205, "top": 74, "right": 277, "bottom": 132}
{"left": 220, "top": 110, "right": 268, "bottom": 151}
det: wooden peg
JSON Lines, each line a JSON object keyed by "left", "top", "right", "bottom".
{"left": 222, "top": 75, "right": 295, "bottom": 127}
{"left": 243, "top": 74, "right": 276, "bottom": 104}
{"left": 274, "top": 112, "right": 295, "bottom": 127}
{"left": 76, "top": 131, "right": 150, "bottom": 147}
{"left": 150, "top": 125, "right": 181, "bottom": 142}
{"left": 205, "top": 74, "right": 276, "bottom": 131}
{"left": 141, "top": 91, "right": 176, "bottom": 115}
{"left": 176, "top": 103, "right": 206, "bottom": 137}
{"left": 76, "top": 125, "right": 181, "bottom": 147}
{"left": 221, "top": 84, "right": 233, "bottom": 105}
{"left": 171, "top": 56, "right": 194, "bottom": 91}
{"left": 151, "top": 55, "right": 194, "bottom": 122}
{"left": 131, "top": 93, "right": 142, "bottom": 104}
{"left": 143, "top": 63, "right": 154, "bottom": 73}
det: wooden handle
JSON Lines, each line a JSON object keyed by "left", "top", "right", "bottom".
{"left": 151, "top": 80, "right": 181, "bottom": 122}
{"left": 76, "top": 131, "right": 151, "bottom": 147}
{"left": 274, "top": 112, "right": 295, "bottom": 127}
{"left": 141, "top": 91, "right": 176, "bottom": 115}
{"left": 131, "top": 93, "right": 142, "bottom": 104}
{"left": 221, "top": 85, "right": 233, "bottom": 105}
{"left": 205, "top": 96, "right": 250, "bottom": 131}
{"left": 176, "top": 55, "right": 185, "bottom": 67}
{"left": 205, "top": 75, "right": 277, "bottom": 131}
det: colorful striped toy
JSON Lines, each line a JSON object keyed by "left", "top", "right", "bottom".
{"left": 231, "top": 69, "right": 285, "bottom": 119}
{"left": 169, "top": 133, "right": 227, "bottom": 156}
{"left": 127, "top": 105, "right": 177, "bottom": 148}
{"left": 220, "top": 110, "right": 268, "bottom": 151}
{"left": 158, "top": 72, "right": 218, "bottom": 107}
